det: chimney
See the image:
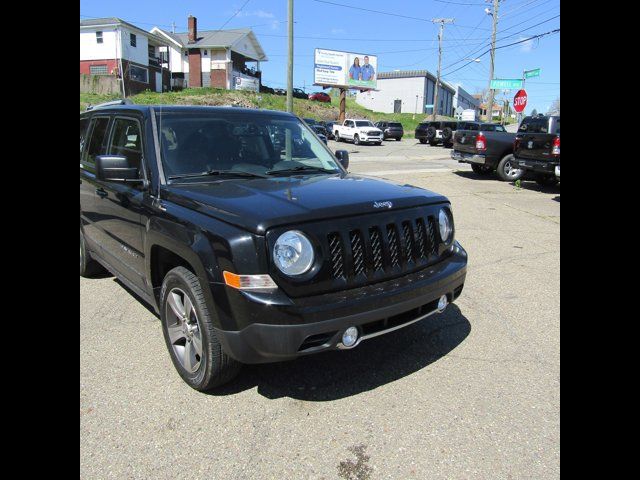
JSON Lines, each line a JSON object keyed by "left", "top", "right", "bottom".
{"left": 188, "top": 15, "right": 197, "bottom": 43}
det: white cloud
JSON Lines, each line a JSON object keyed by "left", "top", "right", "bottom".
{"left": 236, "top": 10, "right": 275, "bottom": 19}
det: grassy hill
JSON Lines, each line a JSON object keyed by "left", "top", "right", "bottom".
{"left": 80, "top": 88, "right": 454, "bottom": 133}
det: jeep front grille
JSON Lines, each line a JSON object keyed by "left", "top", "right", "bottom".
{"left": 327, "top": 214, "right": 441, "bottom": 282}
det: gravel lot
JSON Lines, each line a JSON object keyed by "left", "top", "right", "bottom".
{"left": 80, "top": 138, "right": 560, "bottom": 479}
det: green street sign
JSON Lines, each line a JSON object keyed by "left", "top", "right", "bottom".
{"left": 524, "top": 68, "right": 541, "bottom": 79}
{"left": 490, "top": 79, "right": 523, "bottom": 90}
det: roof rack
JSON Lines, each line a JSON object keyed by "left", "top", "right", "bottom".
{"left": 85, "top": 98, "right": 133, "bottom": 111}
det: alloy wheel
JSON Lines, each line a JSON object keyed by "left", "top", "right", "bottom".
{"left": 165, "top": 288, "right": 204, "bottom": 374}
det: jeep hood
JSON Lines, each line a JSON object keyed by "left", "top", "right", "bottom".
{"left": 164, "top": 174, "right": 449, "bottom": 234}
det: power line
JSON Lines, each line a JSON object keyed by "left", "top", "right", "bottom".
{"left": 217, "top": 0, "right": 252, "bottom": 31}
{"left": 310, "top": 0, "right": 493, "bottom": 30}
{"left": 433, "top": 0, "right": 486, "bottom": 4}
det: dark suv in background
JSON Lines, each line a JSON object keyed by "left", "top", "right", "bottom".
{"left": 514, "top": 115, "right": 560, "bottom": 186}
{"left": 80, "top": 101, "right": 468, "bottom": 391}
{"left": 415, "top": 121, "right": 458, "bottom": 147}
{"left": 375, "top": 121, "right": 404, "bottom": 141}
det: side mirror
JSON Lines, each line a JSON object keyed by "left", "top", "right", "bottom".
{"left": 95, "top": 155, "right": 141, "bottom": 182}
{"left": 335, "top": 150, "right": 349, "bottom": 170}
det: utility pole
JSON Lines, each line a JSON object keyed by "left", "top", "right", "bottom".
{"left": 286, "top": 0, "right": 294, "bottom": 113}
{"left": 172, "top": 22, "right": 176, "bottom": 34}
{"left": 485, "top": 0, "right": 500, "bottom": 122}
{"left": 431, "top": 18, "right": 454, "bottom": 121}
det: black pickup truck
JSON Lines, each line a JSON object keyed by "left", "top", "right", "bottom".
{"left": 451, "top": 122, "right": 522, "bottom": 181}
{"left": 514, "top": 115, "right": 560, "bottom": 186}
{"left": 80, "top": 101, "right": 468, "bottom": 391}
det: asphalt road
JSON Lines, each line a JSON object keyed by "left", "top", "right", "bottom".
{"left": 80, "top": 139, "right": 560, "bottom": 479}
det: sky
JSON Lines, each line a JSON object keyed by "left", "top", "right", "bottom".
{"left": 79, "top": 0, "right": 560, "bottom": 114}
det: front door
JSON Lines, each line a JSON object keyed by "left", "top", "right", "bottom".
{"left": 394, "top": 99, "right": 402, "bottom": 113}
{"left": 93, "top": 115, "right": 147, "bottom": 289}
{"left": 155, "top": 72, "right": 162, "bottom": 92}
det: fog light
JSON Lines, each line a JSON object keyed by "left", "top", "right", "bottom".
{"left": 437, "top": 295, "right": 448, "bottom": 312}
{"left": 342, "top": 326, "right": 359, "bottom": 348}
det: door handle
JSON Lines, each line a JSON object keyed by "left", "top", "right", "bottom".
{"left": 96, "top": 188, "right": 108, "bottom": 199}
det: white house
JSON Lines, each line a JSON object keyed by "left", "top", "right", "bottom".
{"left": 150, "top": 15, "right": 268, "bottom": 91}
{"left": 80, "top": 17, "right": 171, "bottom": 94}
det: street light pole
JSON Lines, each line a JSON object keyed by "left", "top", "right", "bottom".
{"left": 485, "top": 0, "right": 500, "bottom": 122}
{"left": 286, "top": 0, "right": 294, "bottom": 113}
{"left": 431, "top": 18, "right": 454, "bottom": 121}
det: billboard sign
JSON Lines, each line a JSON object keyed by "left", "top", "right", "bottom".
{"left": 314, "top": 48, "right": 378, "bottom": 89}
{"left": 233, "top": 73, "right": 259, "bottom": 92}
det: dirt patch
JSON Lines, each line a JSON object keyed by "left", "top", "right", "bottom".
{"left": 337, "top": 445, "right": 373, "bottom": 480}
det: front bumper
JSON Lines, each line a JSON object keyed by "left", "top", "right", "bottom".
{"left": 515, "top": 156, "right": 559, "bottom": 174}
{"left": 451, "top": 150, "right": 486, "bottom": 164}
{"left": 214, "top": 242, "right": 468, "bottom": 363}
{"left": 361, "top": 135, "right": 382, "bottom": 143}
{"left": 555, "top": 165, "right": 560, "bottom": 178}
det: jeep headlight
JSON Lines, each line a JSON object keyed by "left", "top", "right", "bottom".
{"left": 438, "top": 208, "right": 453, "bottom": 243}
{"left": 273, "top": 230, "right": 314, "bottom": 276}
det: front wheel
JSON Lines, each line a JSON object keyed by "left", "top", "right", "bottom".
{"left": 353, "top": 134, "right": 360, "bottom": 145}
{"left": 471, "top": 164, "right": 492, "bottom": 175}
{"left": 496, "top": 154, "right": 524, "bottom": 181}
{"left": 419, "top": 138, "right": 427, "bottom": 144}
{"left": 160, "top": 266, "right": 241, "bottom": 391}
{"left": 396, "top": 137, "right": 402, "bottom": 141}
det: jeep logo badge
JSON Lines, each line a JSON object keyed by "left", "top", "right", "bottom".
{"left": 373, "top": 201, "right": 393, "bottom": 209}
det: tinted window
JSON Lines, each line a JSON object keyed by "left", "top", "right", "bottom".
{"left": 80, "top": 118, "right": 90, "bottom": 159}
{"left": 444, "top": 122, "right": 458, "bottom": 129}
{"left": 464, "top": 123, "right": 479, "bottom": 131}
{"left": 389, "top": 122, "right": 402, "bottom": 128}
{"left": 356, "top": 121, "right": 374, "bottom": 127}
{"left": 483, "top": 124, "right": 496, "bottom": 132}
{"left": 109, "top": 118, "right": 143, "bottom": 172}
{"left": 495, "top": 125, "right": 506, "bottom": 132}
{"left": 86, "top": 117, "right": 110, "bottom": 164}
{"left": 518, "top": 117, "right": 549, "bottom": 133}
{"left": 553, "top": 118, "right": 560, "bottom": 135}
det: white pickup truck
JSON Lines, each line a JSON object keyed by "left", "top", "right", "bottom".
{"left": 334, "top": 119, "right": 383, "bottom": 145}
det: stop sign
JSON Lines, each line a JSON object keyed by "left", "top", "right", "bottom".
{"left": 513, "top": 89, "right": 528, "bottom": 113}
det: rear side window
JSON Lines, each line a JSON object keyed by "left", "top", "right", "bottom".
{"left": 80, "top": 118, "right": 90, "bottom": 159}
{"left": 85, "top": 117, "right": 111, "bottom": 165}
{"left": 553, "top": 118, "right": 560, "bottom": 134}
{"left": 109, "top": 118, "right": 143, "bottom": 171}
{"left": 444, "top": 122, "right": 458, "bottom": 129}
{"left": 389, "top": 122, "right": 402, "bottom": 128}
{"left": 464, "top": 123, "right": 479, "bottom": 131}
{"left": 518, "top": 117, "right": 549, "bottom": 133}
{"left": 483, "top": 124, "right": 496, "bottom": 132}
{"left": 495, "top": 125, "right": 506, "bottom": 132}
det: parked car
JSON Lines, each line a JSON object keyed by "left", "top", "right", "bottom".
{"left": 293, "top": 88, "right": 308, "bottom": 99}
{"left": 302, "top": 117, "right": 318, "bottom": 126}
{"left": 375, "top": 121, "right": 404, "bottom": 141}
{"left": 273, "top": 88, "right": 286, "bottom": 96}
{"left": 308, "top": 92, "right": 331, "bottom": 103}
{"left": 334, "top": 119, "right": 383, "bottom": 145}
{"left": 451, "top": 122, "right": 522, "bottom": 181}
{"left": 513, "top": 115, "right": 560, "bottom": 186}
{"left": 80, "top": 101, "right": 467, "bottom": 390}
{"left": 414, "top": 121, "right": 459, "bottom": 147}
{"left": 323, "top": 121, "right": 337, "bottom": 140}
{"left": 260, "top": 85, "right": 275, "bottom": 94}
{"left": 310, "top": 125, "right": 328, "bottom": 144}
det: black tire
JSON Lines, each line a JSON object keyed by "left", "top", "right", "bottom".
{"left": 535, "top": 175, "right": 558, "bottom": 187}
{"left": 425, "top": 126, "right": 437, "bottom": 141}
{"left": 441, "top": 127, "right": 453, "bottom": 144}
{"left": 80, "top": 228, "right": 105, "bottom": 277}
{"left": 353, "top": 134, "right": 360, "bottom": 145}
{"left": 471, "top": 164, "right": 492, "bottom": 175}
{"left": 429, "top": 141, "right": 438, "bottom": 146}
{"left": 396, "top": 137, "right": 402, "bottom": 141}
{"left": 160, "top": 266, "right": 241, "bottom": 391}
{"left": 496, "top": 154, "right": 524, "bottom": 182}
{"left": 419, "top": 138, "right": 427, "bottom": 144}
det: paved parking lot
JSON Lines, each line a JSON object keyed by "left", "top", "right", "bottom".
{"left": 80, "top": 139, "right": 559, "bottom": 479}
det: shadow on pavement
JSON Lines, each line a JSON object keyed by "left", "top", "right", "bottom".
{"left": 113, "top": 278, "right": 160, "bottom": 319}
{"left": 512, "top": 180, "right": 560, "bottom": 194}
{"left": 208, "top": 304, "right": 471, "bottom": 401}
{"left": 452, "top": 170, "right": 498, "bottom": 181}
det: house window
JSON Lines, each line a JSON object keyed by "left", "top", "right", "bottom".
{"left": 96, "top": 31, "right": 103, "bottom": 44}
{"left": 148, "top": 45, "right": 155, "bottom": 57}
{"left": 89, "top": 65, "right": 108, "bottom": 75}
{"left": 203, "top": 49, "right": 208, "bottom": 56}
{"left": 129, "top": 65, "right": 148, "bottom": 83}
{"left": 130, "top": 33, "right": 137, "bottom": 47}
{"left": 184, "top": 50, "right": 188, "bottom": 57}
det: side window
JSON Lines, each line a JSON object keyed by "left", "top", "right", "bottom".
{"left": 80, "top": 118, "right": 90, "bottom": 160}
{"left": 109, "top": 118, "right": 143, "bottom": 172}
{"left": 85, "top": 117, "right": 111, "bottom": 165}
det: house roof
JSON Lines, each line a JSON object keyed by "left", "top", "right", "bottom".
{"left": 80, "top": 17, "right": 168, "bottom": 45}
{"left": 377, "top": 70, "right": 455, "bottom": 93}
{"left": 151, "top": 27, "right": 267, "bottom": 61}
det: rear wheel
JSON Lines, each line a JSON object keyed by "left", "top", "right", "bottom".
{"left": 496, "top": 154, "right": 524, "bottom": 181}
{"left": 353, "top": 134, "right": 360, "bottom": 145}
{"left": 535, "top": 175, "right": 558, "bottom": 186}
{"left": 429, "top": 141, "right": 438, "bottom": 146}
{"left": 335, "top": 131, "right": 341, "bottom": 142}
{"left": 396, "top": 137, "right": 402, "bottom": 141}
{"left": 80, "top": 228, "right": 105, "bottom": 277}
{"left": 471, "top": 164, "right": 492, "bottom": 175}
{"left": 419, "top": 138, "right": 427, "bottom": 144}
{"left": 160, "top": 266, "right": 241, "bottom": 391}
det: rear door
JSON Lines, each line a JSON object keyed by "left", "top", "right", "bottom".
{"left": 93, "top": 115, "right": 148, "bottom": 289}
{"left": 516, "top": 117, "right": 556, "bottom": 161}
{"left": 80, "top": 115, "right": 111, "bottom": 252}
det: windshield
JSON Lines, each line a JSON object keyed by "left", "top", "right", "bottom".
{"left": 156, "top": 111, "right": 341, "bottom": 181}
{"left": 356, "top": 121, "right": 374, "bottom": 127}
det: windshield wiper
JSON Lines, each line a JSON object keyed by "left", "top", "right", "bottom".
{"left": 265, "top": 165, "right": 337, "bottom": 176}
{"left": 168, "top": 169, "right": 267, "bottom": 180}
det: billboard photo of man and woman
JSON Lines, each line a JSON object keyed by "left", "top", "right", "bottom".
{"left": 347, "top": 53, "right": 377, "bottom": 88}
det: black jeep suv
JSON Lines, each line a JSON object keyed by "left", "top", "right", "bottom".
{"left": 80, "top": 102, "right": 468, "bottom": 391}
